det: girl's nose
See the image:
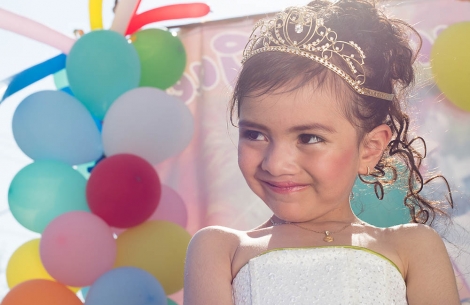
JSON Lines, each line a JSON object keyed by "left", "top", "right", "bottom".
{"left": 260, "top": 142, "right": 298, "bottom": 177}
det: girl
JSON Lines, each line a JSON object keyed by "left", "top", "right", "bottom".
{"left": 184, "top": 1, "right": 460, "bottom": 304}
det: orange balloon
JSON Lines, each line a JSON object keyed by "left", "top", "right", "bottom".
{"left": 1, "top": 279, "right": 82, "bottom": 305}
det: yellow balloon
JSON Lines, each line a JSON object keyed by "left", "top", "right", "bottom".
{"left": 431, "top": 22, "right": 470, "bottom": 111}
{"left": 6, "top": 239, "right": 80, "bottom": 293}
{"left": 115, "top": 220, "right": 192, "bottom": 295}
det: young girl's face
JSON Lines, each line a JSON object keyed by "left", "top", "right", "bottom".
{"left": 238, "top": 84, "right": 364, "bottom": 223}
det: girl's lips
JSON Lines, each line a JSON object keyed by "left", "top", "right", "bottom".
{"left": 262, "top": 181, "right": 309, "bottom": 194}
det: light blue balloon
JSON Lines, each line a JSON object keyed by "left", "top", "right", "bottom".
{"left": 85, "top": 267, "right": 167, "bottom": 305}
{"left": 167, "top": 299, "right": 178, "bottom": 305}
{"left": 12, "top": 90, "right": 103, "bottom": 165}
{"left": 351, "top": 175, "right": 410, "bottom": 227}
{"left": 8, "top": 160, "right": 89, "bottom": 233}
{"left": 66, "top": 30, "right": 141, "bottom": 119}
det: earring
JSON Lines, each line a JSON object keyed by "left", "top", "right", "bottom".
{"left": 366, "top": 166, "right": 370, "bottom": 176}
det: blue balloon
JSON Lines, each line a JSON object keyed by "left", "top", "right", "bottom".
{"left": 66, "top": 30, "right": 141, "bottom": 119}
{"left": 8, "top": 160, "right": 89, "bottom": 233}
{"left": 85, "top": 267, "right": 166, "bottom": 305}
{"left": 351, "top": 176, "right": 410, "bottom": 227}
{"left": 12, "top": 90, "right": 103, "bottom": 165}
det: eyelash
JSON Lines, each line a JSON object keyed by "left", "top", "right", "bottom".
{"left": 299, "top": 134, "right": 324, "bottom": 144}
{"left": 243, "top": 130, "right": 265, "bottom": 141}
{"left": 242, "top": 130, "right": 324, "bottom": 144}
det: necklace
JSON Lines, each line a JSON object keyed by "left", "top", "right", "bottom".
{"left": 270, "top": 218, "right": 364, "bottom": 243}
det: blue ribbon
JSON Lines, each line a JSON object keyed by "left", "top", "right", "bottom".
{"left": 0, "top": 53, "right": 67, "bottom": 102}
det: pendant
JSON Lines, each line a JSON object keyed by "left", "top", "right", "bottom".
{"left": 323, "top": 231, "right": 334, "bottom": 242}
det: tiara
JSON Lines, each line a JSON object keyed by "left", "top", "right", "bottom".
{"left": 242, "top": 6, "right": 394, "bottom": 101}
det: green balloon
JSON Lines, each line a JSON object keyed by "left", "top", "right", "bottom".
{"left": 131, "top": 29, "right": 187, "bottom": 90}
{"left": 351, "top": 174, "right": 410, "bottom": 227}
{"left": 8, "top": 160, "right": 89, "bottom": 233}
{"left": 67, "top": 30, "right": 141, "bottom": 119}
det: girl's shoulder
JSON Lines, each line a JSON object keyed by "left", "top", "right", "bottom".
{"left": 184, "top": 226, "right": 254, "bottom": 304}
{"left": 187, "top": 225, "right": 245, "bottom": 263}
{"left": 385, "top": 222, "right": 444, "bottom": 249}
{"left": 384, "top": 223, "right": 459, "bottom": 303}
{"left": 383, "top": 223, "right": 449, "bottom": 278}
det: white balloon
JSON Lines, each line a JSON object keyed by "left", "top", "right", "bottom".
{"left": 102, "top": 87, "right": 194, "bottom": 164}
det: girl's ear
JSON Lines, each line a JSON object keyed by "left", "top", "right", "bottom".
{"left": 359, "top": 124, "right": 392, "bottom": 175}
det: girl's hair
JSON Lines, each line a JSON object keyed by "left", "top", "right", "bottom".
{"left": 230, "top": 0, "right": 453, "bottom": 225}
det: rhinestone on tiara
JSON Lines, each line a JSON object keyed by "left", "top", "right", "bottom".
{"left": 242, "top": 6, "right": 395, "bottom": 102}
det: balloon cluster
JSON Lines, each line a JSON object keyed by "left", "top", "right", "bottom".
{"left": 2, "top": 2, "right": 210, "bottom": 305}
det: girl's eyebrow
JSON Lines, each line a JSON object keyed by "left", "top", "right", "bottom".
{"left": 238, "top": 120, "right": 337, "bottom": 134}
{"left": 238, "top": 120, "right": 268, "bottom": 131}
{"left": 289, "top": 123, "right": 337, "bottom": 134}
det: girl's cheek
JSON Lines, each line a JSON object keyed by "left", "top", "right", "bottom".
{"left": 238, "top": 144, "right": 255, "bottom": 172}
{"left": 238, "top": 143, "right": 266, "bottom": 172}
{"left": 315, "top": 147, "right": 358, "bottom": 178}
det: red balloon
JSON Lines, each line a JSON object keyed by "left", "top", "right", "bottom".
{"left": 86, "top": 154, "right": 161, "bottom": 228}
{"left": 126, "top": 3, "right": 211, "bottom": 35}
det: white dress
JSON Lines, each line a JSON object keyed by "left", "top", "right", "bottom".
{"left": 232, "top": 246, "right": 407, "bottom": 305}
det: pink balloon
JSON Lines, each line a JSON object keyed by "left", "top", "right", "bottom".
{"left": 149, "top": 185, "right": 188, "bottom": 227}
{"left": 40, "top": 211, "right": 116, "bottom": 287}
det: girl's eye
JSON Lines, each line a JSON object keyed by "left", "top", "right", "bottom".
{"left": 243, "top": 130, "right": 266, "bottom": 141}
{"left": 299, "top": 134, "right": 323, "bottom": 144}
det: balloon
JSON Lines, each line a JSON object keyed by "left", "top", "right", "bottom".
{"left": 115, "top": 220, "right": 191, "bottom": 295}
{"left": 167, "top": 299, "right": 178, "bottom": 305}
{"left": 53, "top": 69, "right": 69, "bottom": 89}
{"left": 8, "top": 160, "right": 89, "bottom": 233}
{"left": 12, "top": 90, "right": 103, "bottom": 165}
{"left": 89, "top": 0, "right": 104, "bottom": 30}
{"left": 151, "top": 185, "right": 188, "bottom": 227}
{"left": 84, "top": 267, "right": 166, "bottom": 305}
{"left": 431, "top": 22, "right": 470, "bottom": 111}
{"left": 66, "top": 30, "right": 140, "bottom": 119}
{"left": 1, "top": 279, "right": 82, "bottom": 305}
{"left": 6, "top": 239, "right": 79, "bottom": 292}
{"left": 86, "top": 154, "right": 161, "bottom": 228}
{"left": 111, "top": 0, "right": 141, "bottom": 35}
{"left": 113, "top": 185, "right": 187, "bottom": 235}
{"left": 126, "top": 3, "right": 211, "bottom": 35}
{"left": 0, "top": 9, "right": 75, "bottom": 54}
{"left": 102, "top": 87, "right": 194, "bottom": 164}
{"left": 131, "top": 29, "right": 186, "bottom": 89}
{"left": 351, "top": 176, "right": 410, "bottom": 227}
{"left": 40, "top": 211, "right": 116, "bottom": 287}
{"left": 1, "top": 54, "right": 66, "bottom": 102}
